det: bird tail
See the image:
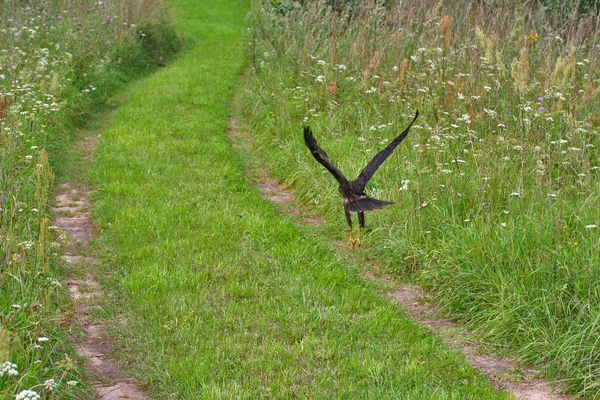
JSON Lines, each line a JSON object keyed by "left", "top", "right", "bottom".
{"left": 348, "top": 197, "right": 395, "bottom": 212}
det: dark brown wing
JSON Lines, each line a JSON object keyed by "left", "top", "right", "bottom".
{"left": 304, "top": 126, "right": 349, "bottom": 184}
{"left": 351, "top": 111, "right": 418, "bottom": 193}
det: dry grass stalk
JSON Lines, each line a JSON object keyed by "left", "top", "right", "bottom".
{"left": 326, "top": 81, "right": 339, "bottom": 97}
{"left": 440, "top": 15, "right": 453, "bottom": 52}
{"left": 511, "top": 46, "right": 530, "bottom": 96}
{"left": 362, "top": 48, "right": 385, "bottom": 86}
{"left": 395, "top": 57, "right": 409, "bottom": 86}
{"left": 583, "top": 81, "right": 596, "bottom": 101}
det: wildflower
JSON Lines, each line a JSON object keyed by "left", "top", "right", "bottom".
{"left": 484, "top": 85, "right": 491, "bottom": 91}
{"left": 15, "top": 390, "right": 40, "bottom": 400}
{"left": 336, "top": 64, "right": 347, "bottom": 71}
{"left": 526, "top": 32, "right": 538, "bottom": 43}
{"left": 539, "top": 107, "right": 545, "bottom": 113}
{"left": 483, "top": 108, "right": 497, "bottom": 117}
{"left": 501, "top": 223, "right": 507, "bottom": 227}
{"left": 37, "top": 336, "right": 49, "bottom": 342}
{"left": 11, "top": 304, "right": 21, "bottom": 309}
{"left": 0, "top": 361, "right": 18, "bottom": 377}
{"left": 399, "top": 180, "right": 410, "bottom": 191}
{"left": 547, "top": 193, "right": 557, "bottom": 198}
{"left": 513, "top": 145, "right": 523, "bottom": 151}
{"left": 585, "top": 224, "right": 597, "bottom": 229}
{"left": 510, "top": 192, "right": 521, "bottom": 198}
{"left": 43, "top": 379, "right": 58, "bottom": 391}
{"left": 67, "top": 381, "right": 78, "bottom": 386}
{"left": 316, "top": 75, "right": 326, "bottom": 83}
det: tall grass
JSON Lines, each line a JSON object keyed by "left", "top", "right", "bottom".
{"left": 243, "top": 0, "right": 600, "bottom": 396}
{"left": 0, "top": 0, "right": 180, "bottom": 398}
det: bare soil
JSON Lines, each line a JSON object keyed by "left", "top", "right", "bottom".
{"left": 53, "top": 138, "right": 147, "bottom": 399}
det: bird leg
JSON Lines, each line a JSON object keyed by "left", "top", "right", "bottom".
{"left": 344, "top": 207, "right": 355, "bottom": 247}
{"left": 357, "top": 212, "right": 365, "bottom": 247}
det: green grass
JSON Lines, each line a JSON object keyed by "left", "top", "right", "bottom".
{"left": 88, "top": 0, "right": 508, "bottom": 398}
{"left": 240, "top": 0, "right": 600, "bottom": 397}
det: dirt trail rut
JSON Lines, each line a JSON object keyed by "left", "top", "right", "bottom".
{"left": 53, "top": 134, "right": 147, "bottom": 399}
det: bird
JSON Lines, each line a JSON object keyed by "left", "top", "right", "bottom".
{"left": 303, "top": 111, "right": 418, "bottom": 247}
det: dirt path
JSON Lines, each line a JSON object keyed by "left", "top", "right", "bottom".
{"left": 53, "top": 133, "right": 147, "bottom": 399}
{"left": 231, "top": 120, "right": 570, "bottom": 400}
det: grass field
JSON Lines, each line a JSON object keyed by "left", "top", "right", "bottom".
{"left": 85, "top": 0, "right": 510, "bottom": 398}
{"left": 4, "top": 0, "right": 598, "bottom": 397}
{"left": 241, "top": 0, "right": 600, "bottom": 397}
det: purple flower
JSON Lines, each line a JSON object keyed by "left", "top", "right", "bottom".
{"left": 540, "top": 107, "right": 545, "bottom": 113}
{"left": 57, "top": 15, "right": 63, "bottom": 20}
{"left": 538, "top": 96, "right": 543, "bottom": 102}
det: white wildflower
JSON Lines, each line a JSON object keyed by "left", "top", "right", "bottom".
{"left": 510, "top": 192, "right": 521, "bottom": 198}
{"left": 43, "top": 378, "right": 58, "bottom": 391}
{"left": 483, "top": 108, "right": 496, "bottom": 116}
{"left": 0, "top": 361, "right": 18, "bottom": 377}
{"left": 399, "top": 180, "right": 410, "bottom": 191}
{"left": 15, "top": 390, "right": 40, "bottom": 400}
{"left": 316, "top": 75, "right": 326, "bottom": 83}
{"left": 37, "top": 336, "right": 49, "bottom": 342}
{"left": 585, "top": 224, "right": 597, "bottom": 229}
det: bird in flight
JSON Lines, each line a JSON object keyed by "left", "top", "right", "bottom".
{"left": 303, "top": 111, "right": 418, "bottom": 247}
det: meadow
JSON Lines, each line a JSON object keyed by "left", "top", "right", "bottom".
{"left": 0, "top": 0, "right": 178, "bottom": 398}
{"left": 242, "top": 0, "right": 600, "bottom": 397}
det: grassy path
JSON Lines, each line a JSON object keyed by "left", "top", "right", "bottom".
{"left": 88, "top": 0, "right": 507, "bottom": 398}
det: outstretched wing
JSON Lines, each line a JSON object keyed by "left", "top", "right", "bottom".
{"left": 352, "top": 110, "right": 418, "bottom": 193}
{"left": 303, "top": 126, "right": 349, "bottom": 184}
